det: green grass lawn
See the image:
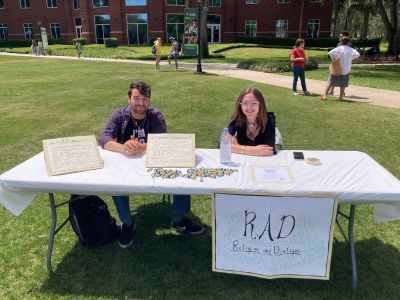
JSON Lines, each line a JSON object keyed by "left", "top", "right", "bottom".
{"left": 0, "top": 55, "right": 399, "bottom": 299}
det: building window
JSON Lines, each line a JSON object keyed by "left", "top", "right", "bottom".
{"left": 93, "top": 0, "right": 108, "bottom": 8}
{"left": 23, "top": 23, "right": 33, "bottom": 39}
{"left": 210, "top": 0, "right": 221, "bottom": 7}
{"left": 310, "top": 0, "right": 321, "bottom": 3}
{"left": 94, "top": 15, "right": 110, "bottom": 43}
{"left": 127, "top": 14, "right": 148, "bottom": 45}
{"left": 73, "top": 0, "right": 80, "bottom": 9}
{"left": 47, "top": 0, "right": 57, "bottom": 8}
{"left": 0, "top": 0, "right": 4, "bottom": 9}
{"left": 166, "top": 0, "right": 185, "bottom": 5}
{"left": 245, "top": 20, "right": 257, "bottom": 37}
{"left": 207, "top": 15, "right": 220, "bottom": 43}
{"left": 275, "top": 20, "right": 288, "bottom": 38}
{"left": 0, "top": 24, "right": 8, "bottom": 39}
{"left": 75, "top": 17, "right": 82, "bottom": 37}
{"left": 125, "top": 0, "right": 146, "bottom": 5}
{"left": 50, "top": 23, "right": 60, "bottom": 38}
{"left": 20, "top": 0, "right": 30, "bottom": 8}
{"left": 246, "top": 0, "right": 258, "bottom": 3}
{"left": 278, "top": 0, "right": 289, "bottom": 3}
{"left": 166, "top": 14, "right": 184, "bottom": 43}
{"left": 307, "top": 19, "right": 320, "bottom": 38}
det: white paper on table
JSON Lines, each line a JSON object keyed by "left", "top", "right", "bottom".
{"left": 252, "top": 166, "right": 294, "bottom": 183}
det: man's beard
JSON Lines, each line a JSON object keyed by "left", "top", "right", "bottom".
{"left": 131, "top": 106, "right": 147, "bottom": 116}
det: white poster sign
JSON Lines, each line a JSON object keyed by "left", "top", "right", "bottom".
{"left": 212, "top": 192, "right": 338, "bottom": 280}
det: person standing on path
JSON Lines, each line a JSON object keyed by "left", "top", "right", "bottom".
{"left": 290, "top": 39, "right": 311, "bottom": 96}
{"left": 167, "top": 37, "right": 179, "bottom": 70}
{"left": 154, "top": 37, "right": 161, "bottom": 72}
{"left": 75, "top": 42, "right": 82, "bottom": 59}
{"left": 31, "top": 39, "right": 38, "bottom": 56}
{"left": 328, "top": 31, "right": 353, "bottom": 96}
{"left": 320, "top": 36, "right": 360, "bottom": 101}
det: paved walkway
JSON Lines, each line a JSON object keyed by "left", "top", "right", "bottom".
{"left": 2, "top": 52, "right": 399, "bottom": 108}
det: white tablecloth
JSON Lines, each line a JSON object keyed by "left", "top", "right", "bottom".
{"left": 1, "top": 149, "right": 400, "bottom": 220}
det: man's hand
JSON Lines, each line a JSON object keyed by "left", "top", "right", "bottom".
{"left": 123, "top": 139, "right": 146, "bottom": 155}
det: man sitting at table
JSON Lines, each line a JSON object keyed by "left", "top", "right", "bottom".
{"left": 99, "top": 81, "right": 204, "bottom": 248}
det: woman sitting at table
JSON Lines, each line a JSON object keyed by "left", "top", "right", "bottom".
{"left": 228, "top": 87, "right": 276, "bottom": 156}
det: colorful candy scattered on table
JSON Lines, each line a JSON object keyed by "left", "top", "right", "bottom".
{"left": 147, "top": 167, "right": 238, "bottom": 181}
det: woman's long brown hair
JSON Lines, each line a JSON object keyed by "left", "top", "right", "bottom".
{"left": 230, "top": 88, "right": 268, "bottom": 134}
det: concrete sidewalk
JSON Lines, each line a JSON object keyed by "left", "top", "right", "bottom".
{"left": 2, "top": 52, "right": 399, "bottom": 108}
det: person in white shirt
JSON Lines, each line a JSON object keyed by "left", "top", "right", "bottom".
{"left": 321, "top": 36, "right": 360, "bottom": 101}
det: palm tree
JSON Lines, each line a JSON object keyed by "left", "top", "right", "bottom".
{"left": 349, "top": 0, "right": 377, "bottom": 38}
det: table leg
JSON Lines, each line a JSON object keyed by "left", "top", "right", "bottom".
{"left": 336, "top": 204, "right": 357, "bottom": 290}
{"left": 47, "top": 193, "right": 56, "bottom": 272}
{"left": 349, "top": 204, "right": 357, "bottom": 290}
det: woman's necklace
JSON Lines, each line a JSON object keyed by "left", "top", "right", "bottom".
{"left": 246, "top": 120, "right": 259, "bottom": 141}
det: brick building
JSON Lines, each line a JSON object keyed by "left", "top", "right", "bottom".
{"left": 0, "top": 0, "right": 332, "bottom": 44}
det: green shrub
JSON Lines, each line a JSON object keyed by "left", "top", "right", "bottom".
{"left": 48, "top": 38, "right": 64, "bottom": 45}
{"left": 237, "top": 57, "right": 318, "bottom": 73}
{"left": 104, "top": 38, "right": 118, "bottom": 48}
{"left": 0, "top": 39, "right": 31, "bottom": 47}
{"left": 72, "top": 38, "right": 88, "bottom": 46}
{"left": 351, "top": 38, "right": 381, "bottom": 48}
{"left": 236, "top": 36, "right": 381, "bottom": 48}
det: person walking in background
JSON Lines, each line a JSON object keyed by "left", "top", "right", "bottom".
{"left": 320, "top": 36, "right": 360, "bottom": 101}
{"left": 167, "top": 37, "right": 179, "bottom": 70}
{"left": 38, "top": 40, "right": 44, "bottom": 56}
{"left": 290, "top": 39, "right": 311, "bottom": 96}
{"left": 75, "top": 42, "right": 83, "bottom": 59}
{"left": 154, "top": 37, "right": 161, "bottom": 72}
{"left": 227, "top": 88, "right": 276, "bottom": 156}
{"left": 328, "top": 31, "right": 353, "bottom": 96}
{"left": 31, "top": 39, "right": 38, "bottom": 56}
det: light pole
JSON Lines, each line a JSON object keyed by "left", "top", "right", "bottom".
{"left": 196, "top": 0, "right": 203, "bottom": 73}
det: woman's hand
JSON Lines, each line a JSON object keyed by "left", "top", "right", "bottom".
{"left": 254, "top": 145, "right": 274, "bottom": 156}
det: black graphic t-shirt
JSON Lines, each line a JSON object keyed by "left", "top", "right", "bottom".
{"left": 123, "top": 117, "right": 147, "bottom": 144}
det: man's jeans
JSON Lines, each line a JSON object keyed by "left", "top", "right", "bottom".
{"left": 292, "top": 65, "right": 307, "bottom": 92}
{"left": 112, "top": 195, "right": 190, "bottom": 225}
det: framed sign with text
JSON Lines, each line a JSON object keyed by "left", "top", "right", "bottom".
{"left": 212, "top": 192, "right": 338, "bottom": 280}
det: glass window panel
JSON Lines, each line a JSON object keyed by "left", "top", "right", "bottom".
{"left": 0, "top": 0, "right": 4, "bottom": 8}
{"left": 167, "top": 14, "right": 184, "bottom": 23}
{"left": 95, "top": 15, "right": 110, "bottom": 25}
{"left": 275, "top": 20, "right": 288, "bottom": 38}
{"left": 127, "top": 13, "right": 147, "bottom": 24}
{"left": 21, "top": 0, "right": 30, "bottom": 8}
{"left": 73, "top": 0, "right": 80, "bottom": 9}
{"left": 50, "top": 24, "right": 60, "bottom": 38}
{"left": 307, "top": 19, "right": 320, "bottom": 38}
{"left": 207, "top": 15, "right": 220, "bottom": 24}
{"left": 245, "top": 20, "right": 257, "bottom": 37}
{"left": 23, "top": 23, "right": 33, "bottom": 39}
{"left": 166, "top": 0, "right": 185, "bottom": 5}
{"left": 47, "top": 0, "right": 57, "bottom": 7}
{"left": 125, "top": 0, "right": 146, "bottom": 5}
{"left": 210, "top": 0, "right": 221, "bottom": 7}
{"left": 0, "top": 24, "right": 8, "bottom": 40}
{"left": 93, "top": 0, "right": 108, "bottom": 7}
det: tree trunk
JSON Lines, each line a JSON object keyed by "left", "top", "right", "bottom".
{"left": 361, "top": 9, "right": 370, "bottom": 38}
{"left": 298, "top": 0, "right": 305, "bottom": 38}
{"left": 200, "top": 1, "right": 209, "bottom": 58}
{"left": 376, "top": 0, "right": 398, "bottom": 51}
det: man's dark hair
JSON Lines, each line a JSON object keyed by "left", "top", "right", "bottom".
{"left": 128, "top": 81, "right": 151, "bottom": 98}
{"left": 341, "top": 36, "right": 350, "bottom": 45}
{"left": 340, "top": 30, "right": 349, "bottom": 36}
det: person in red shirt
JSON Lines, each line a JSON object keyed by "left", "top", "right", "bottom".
{"left": 290, "top": 39, "right": 311, "bottom": 96}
